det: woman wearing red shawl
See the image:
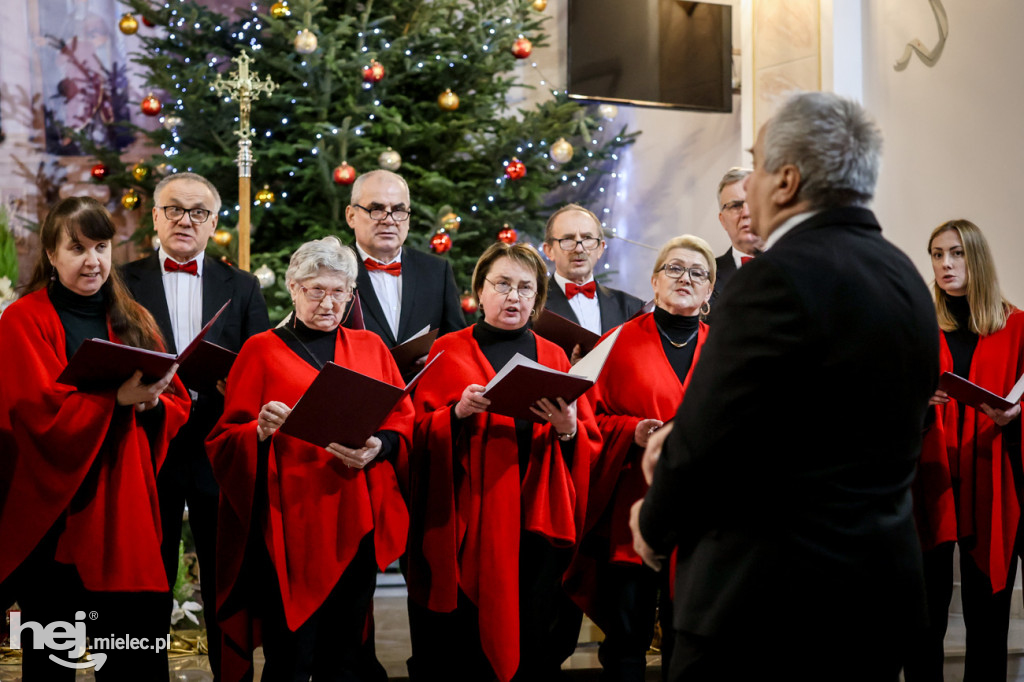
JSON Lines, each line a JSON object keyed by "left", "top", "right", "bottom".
{"left": 564, "top": 235, "right": 715, "bottom": 681}
{"left": 206, "top": 236, "right": 411, "bottom": 681}
{"left": 906, "top": 220, "right": 1024, "bottom": 681}
{"left": 0, "top": 197, "right": 189, "bottom": 680}
{"left": 405, "top": 242, "right": 601, "bottom": 682}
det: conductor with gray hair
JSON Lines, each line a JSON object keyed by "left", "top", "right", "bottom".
{"left": 629, "top": 91, "right": 939, "bottom": 680}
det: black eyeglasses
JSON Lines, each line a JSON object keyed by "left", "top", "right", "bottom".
{"left": 657, "top": 263, "right": 710, "bottom": 284}
{"left": 720, "top": 200, "right": 747, "bottom": 213}
{"left": 485, "top": 278, "right": 537, "bottom": 299}
{"left": 353, "top": 204, "right": 411, "bottom": 222}
{"left": 551, "top": 237, "right": 602, "bottom": 252}
{"left": 157, "top": 205, "right": 213, "bottom": 224}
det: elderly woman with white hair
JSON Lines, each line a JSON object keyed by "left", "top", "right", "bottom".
{"left": 207, "top": 236, "right": 412, "bottom": 681}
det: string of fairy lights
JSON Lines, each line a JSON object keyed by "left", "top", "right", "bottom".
{"left": 117, "top": 0, "right": 632, "bottom": 263}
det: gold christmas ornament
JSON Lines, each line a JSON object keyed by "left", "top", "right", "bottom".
{"left": 255, "top": 185, "right": 275, "bottom": 204}
{"left": 598, "top": 103, "right": 619, "bottom": 121}
{"left": 119, "top": 13, "right": 139, "bottom": 35}
{"left": 378, "top": 148, "right": 402, "bottom": 171}
{"left": 121, "top": 189, "right": 140, "bottom": 210}
{"left": 294, "top": 28, "right": 318, "bottom": 54}
{"left": 437, "top": 89, "right": 460, "bottom": 111}
{"left": 550, "top": 137, "right": 574, "bottom": 164}
{"left": 440, "top": 212, "right": 461, "bottom": 232}
{"left": 213, "top": 229, "right": 233, "bottom": 246}
{"left": 531, "top": 0, "right": 548, "bottom": 11}
{"left": 131, "top": 163, "right": 149, "bottom": 182}
{"left": 270, "top": 1, "right": 291, "bottom": 18}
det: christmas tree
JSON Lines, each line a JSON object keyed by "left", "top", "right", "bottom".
{"left": 87, "top": 0, "right": 637, "bottom": 320}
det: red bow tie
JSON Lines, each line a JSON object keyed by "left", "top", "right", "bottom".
{"left": 364, "top": 258, "right": 402, "bottom": 276}
{"left": 566, "top": 281, "right": 597, "bottom": 299}
{"left": 740, "top": 256, "right": 754, "bottom": 265}
{"left": 164, "top": 258, "right": 198, "bottom": 275}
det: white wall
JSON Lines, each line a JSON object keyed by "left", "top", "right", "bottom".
{"left": 862, "top": 0, "right": 1024, "bottom": 303}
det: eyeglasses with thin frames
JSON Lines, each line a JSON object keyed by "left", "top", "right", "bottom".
{"left": 299, "top": 285, "right": 353, "bottom": 304}
{"left": 657, "top": 263, "right": 710, "bottom": 284}
{"left": 353, "top": 204, "right": 411, "bottom": 223}
{"left": 551, "top": 237, "right": 602, "bottom": 252}
{"left": 720, "top": 200, "right": 747, "bottom": 213}
{"left": 485, "top": 278, "right": 537, "bottom": 299}
{"left": 156, "top": 205, "right": 213, "bottom": 224}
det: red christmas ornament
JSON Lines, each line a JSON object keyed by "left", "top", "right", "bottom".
{"left": 511, "top": 37, "right": 533, "bottom": 59}
{"left": 90, "top": 163, "right": 109, "bottom": 180}
{"left": 362, "top": 60, "right": 386, "bottom": 83}
{"left": 460, "top": 292, "right": 479, "bottom": 314}
{"left": 141, "top": 15, "right": 154, "bottom": 27}
{"left": 504, "top": 158, "right": 527, "bottom": 181}
{"left": 497, "top": 225, "right": 518, "bottom": 244}
{"left": 141, "top": 93, "right": 162, "bottom": 116}
{"left": 430, "top": 231, "right": 453, "bottom": 254}
{"left": 332, "top": 163, "right": 357, "bottom": 185}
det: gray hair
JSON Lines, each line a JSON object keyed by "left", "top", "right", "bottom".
{"left": 544, "top": 203, "right": 604, "bottom": 241}
{"left": 762, "top": 92, "right": 882, "bottom": 208}
{"left": 717, "top": 167, "right": 751, "bottom": 205}
{"left": 285, "top": 236, "right": 358, "bottom": 287}
{"left": 153, "top": 172, "right": 223, "bottom": 213}
{"left": 350, "top": 169, "right": 410, "bottom": 207}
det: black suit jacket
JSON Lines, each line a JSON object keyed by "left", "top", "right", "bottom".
{"left": 121, "top": 253, "right": 271, "bottom": 489}
{"left": 641, "top": 207, "right": 938, "bottom": 642}
{"left": 706, "top": 248, "right": 741, "bottom": 325}
{"left": 348, "top": 247, "right": 466, "bottom": 347}
{"left": 544, "top": 274, "right": 644, "bottom": 335}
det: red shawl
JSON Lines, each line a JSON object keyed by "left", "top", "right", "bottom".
{"left": 565, "top": 314, "right": 707, "bottom": 621}
{"left": 0, "top": 288, "right": 190, "bottom": 592}
{"left": 914, "top": 308, "right": 1024, "bottom": 592}
{"left": 406, "top": 326, "right": 601, "bottom": 682}
{"left": 206, "top": 327, "right": 412, "bottom": 678}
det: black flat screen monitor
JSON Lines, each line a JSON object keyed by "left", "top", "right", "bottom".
{"left": 567, "top": 0, "right": 733, "bottom": 112}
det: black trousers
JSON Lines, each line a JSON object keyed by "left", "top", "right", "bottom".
{"left": 593, "top": 561, "right": 661, "bottom": 682}
{"left": 158, "top": 419, "right": 223, "bottom": 679}
{"left": 15, "top": 523, "right": 169, "bottom": 682}
{"left": 407, "top": 531, "right": 572, "bottom": 681}
{"left": 904, "top": 541, "right": 1018, "bottom": 682}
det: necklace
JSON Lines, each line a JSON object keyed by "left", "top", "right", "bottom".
{"left": 656, "top": 325, "right": 698, "bottom": 348}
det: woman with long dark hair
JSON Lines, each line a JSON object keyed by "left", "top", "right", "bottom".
{"left": 0, "top": 196, "right": 189, "bottom": 680}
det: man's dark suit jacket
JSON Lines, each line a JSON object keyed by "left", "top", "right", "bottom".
{"left": 640, "top": 207, "right": 938, "bottom": 655}
{"left": 348, "top": 247, "right": 466, "bottom": 347}
{"left": 707, "top": 247, "right": 741, "bottom": 325}
{"left": 544, "top": 274, "right": 644, "bottom": 335}
{"left": 120, "top": 253, "right": 271, "bottom": 487}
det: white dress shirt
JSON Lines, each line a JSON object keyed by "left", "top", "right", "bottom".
{"left": 356, "top": 244, "right": 403, "bottom": 340}
{"left": 554, "top": 272, "right": 601, "bottom": 335}
{"left": 158, "top": 247, "right": 204, "bottom": 353}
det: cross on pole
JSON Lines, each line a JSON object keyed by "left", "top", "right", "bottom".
{"left": 212, "top": 51, "right": 277, "bottom": 271}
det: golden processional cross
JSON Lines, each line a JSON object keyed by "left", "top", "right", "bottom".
{"left": 212, "top": 51, "right": 277, "bottom": 271}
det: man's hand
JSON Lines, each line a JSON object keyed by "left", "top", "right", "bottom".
{"left": 629, "top": 499, "right": 665, "bottom": 571}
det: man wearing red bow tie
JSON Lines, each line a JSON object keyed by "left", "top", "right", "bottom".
{"left": 120, "top": 172, "right": 270, "bottom": 680}
{"left": 344, "top": 170, "right": 465, "bottom": 353}
{"left": 542, "top": 204, "right": 643, "bottom": 344}
{"left": 708, "top": 167, "right": 763, "bottom": 324}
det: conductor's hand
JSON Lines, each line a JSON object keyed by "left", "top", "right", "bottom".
{"left": 981, "top": 401, "right": 1022, "bottom": 427}
{"left": 256, "top": 400, "right": 291, "bottom": 441}
{"left": 629, "top": 499, "right": 665, "bottom": 572}
{"left": 117, "top": 364, "right": 178, "bottom": 412}
{"left": 455, "top": 384, "right": 490, "bottom": 419}
{"left": 929, "top": 389, "right": 950, "bottom": 406}
{"left": 634, "top": 418, "right": 664, "bottom": 448}
{"left": 641, "top": 421, "right": 673, "bottom": 486}
{"left": 327, "top": 436, "right": 382, "bottom": 469}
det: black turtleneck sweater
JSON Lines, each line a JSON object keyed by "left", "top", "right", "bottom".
{"left": 653, "top": 306, "right": 700, "bottom": 383}
{"left": 273, "top": 316, "right": 398, "bottom": 460}
{"left": 942, "top": 293, "right": 978, "bottom": 381}
{"left": 50, "top": 280, "right": 108, "bottom": 360}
